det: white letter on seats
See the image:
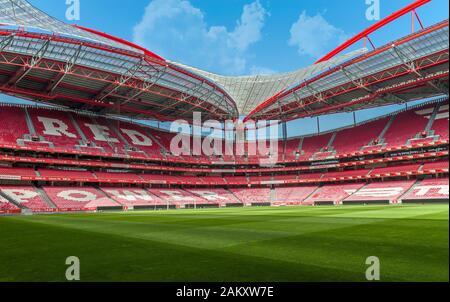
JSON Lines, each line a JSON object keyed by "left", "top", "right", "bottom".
{"left": 84, "top": 124, "right": 119, "bottom": 143}
{"left": 160, "top": 190, "right": 192, "bottom": 201}
{"left": 57, "top": 190, "right": 97, "bottom": 202}
{"left": 38, "top": 117, "right": 77, "bottom": 138}
{"left": 121, "top": 129, "right": 153, "bottom": 147}
{"left": 194, "top": 191, "right": 227, "bottom": 201}
{"left": 106, "top": 190, "right": 154, "bottom": 201}
{"left": 1, "top": 189, "right": 39, "bottom": 203}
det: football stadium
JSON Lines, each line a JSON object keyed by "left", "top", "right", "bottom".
{"left": 0, "top": 0, "right": 448, "bottom": 285}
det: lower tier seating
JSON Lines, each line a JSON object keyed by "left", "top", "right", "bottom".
{"left": 343, "top": 180, "right": 416, "bottom": 204}
{"left": 0, "top": 186, "right": 50, "bottom": 211}
{"left": 400, "top": 178, "right": 449, "bottom": 201}
{"left": 43, "top": 187, "right": 120, "bottom": 210}
{"left": 187, "top": 189, "right": 241, "bottom": 205}
{"left": 306, "top": 183, "right": 365, "bottom": 204}
{"left": 273, "top": 186, "right": 318, "bottom": 204}
{"left": 1, "top": 177, "right": 448, "bottom": 213}
{"left": 230, "top": 188, "right": 271, "bottom": 204}
{"left": 101, "top": 187, "right": 164, "bottom": 207}
{"left": 0, "top": 194, "right": 19, "bottom": 212}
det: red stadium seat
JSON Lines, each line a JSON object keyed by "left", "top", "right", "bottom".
{"left": 400, "top": 178, "right": 449, "bottom": 201}
{"left": 0, "top": 106, "right": 30, "bottom": 147}
{"left": 384, "top": 104, "right": 436, "bottom": 147}
{"left": 0, "top": 194, "right": 20, "bottom": 212}
{"left": 273, "top": 186, "right": 318, "bottom": 205}
{"left": 43, "top": 187, "right": 121, "bottom": 210}
{"left": 148, "top": 188, "right": 206, "bottom": 206}
{"left": 102, "top": 188, "right": 165, "bottom": 207}
{"left": 230, "top": 188, "right": 271, "bottom": 204}
{"left": 0, "top": 186, "right": 50, "bottom": 211}
{"left": 187, "top": 188, "right": 241, "bottom": 205}
{"left": 344, "top": 180, "right": 416, "bottom": 204}
{"left": 306, "top": 183, "right": 365, "bottom": 204}
{"left": 333, "top": 117, "right": 389, "bottom": 155}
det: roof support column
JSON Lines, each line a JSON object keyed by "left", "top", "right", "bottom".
{"left": 317, "top": 117, "right": 321, "bottom": 134}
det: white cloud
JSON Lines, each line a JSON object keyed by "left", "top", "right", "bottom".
{"left": 249, "top": 65, "right": 276, "bottom": 75}
{"left": 133, "top": 0, "right": 267, "bottom": 75}
{"left": 288, "top": 11, "right": 349, "bottom": 59}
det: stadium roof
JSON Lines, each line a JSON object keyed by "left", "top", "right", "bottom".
{"left": 245, "top": 20, "right": 449, "bottom": 121}
{"left": 0, "top": 0, "right": 448, "bottom": 123}
{"left": 170, "top": 48, "right": 366, "bottom": 115}
{"left": 0, "top": 0, "right": 239, "bottom": 121}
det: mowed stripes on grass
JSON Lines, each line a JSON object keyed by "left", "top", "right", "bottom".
{"left": 0, "top": 204, "right": 448, "bottom": 282}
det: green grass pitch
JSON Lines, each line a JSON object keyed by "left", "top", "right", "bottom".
{"left": 0, "top": 204, "right": 448, "bottom": 282}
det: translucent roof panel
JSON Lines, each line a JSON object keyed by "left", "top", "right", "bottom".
{"left": 169, "top": 49, "right": 366, "bottom": 115}
{"left": 0, "top": 0, "right": 142, "bottom": 54}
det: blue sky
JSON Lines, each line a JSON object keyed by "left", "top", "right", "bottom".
{"left": 4, "top": 0, "right": 449, "bottom": 136}
{"left": 26, "top": 0, "right": 449, "bottom": 75}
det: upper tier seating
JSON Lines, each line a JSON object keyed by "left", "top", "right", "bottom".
{"left": 383, "top": 104, "right": 436, "bottom": 147}
{"left": 306, "top": 183, "right": 365, "bottom": 204}
{"left": 0, "top": 106, "right": 30, "bottom": 147}
{"left": 400, "top": 178, "right": 449, "bottom": 201}
{"left": 74, "top": 115, "right": 126, "bottom": 155}
{"left": 0, "top": 186, "right": 50, "bottom": 211}
{"left": 0, "top": 101, "right": 448, "bottom": 165}
{"left": 431, "top": 103, "right": 449, "bottom": 141}
{"left": 107, "top": 119, "right": 163, "bottom": 157}
{"left": 300, "top": 133, "right": 333, "bottom": 160}
{"left": 273, "top": 186, "right": 318, "bottom": 204}
{"left": 101, "top": 188, "right": 165, "bottom": 207}
{"left": 28, "top": 108, "right": 81, "bottom": 151}
{"left": 43, "top": 187, "right": 120, "bottom": 210}
{"left": 230, "top": 188, "right": 271, "bottom": 203}
{"left": 343, "top": 180, "right": 416, "bottom": 203}
{"left": 332, "top": 117, "right": 389, "bottom": 155}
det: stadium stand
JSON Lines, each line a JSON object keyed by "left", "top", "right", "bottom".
{"left": 0, "top": 106, "right": 30, "bottom": 147}
{"left": 0, "top": 194, "right": 19, "bottom": 212}
{"left": 0, "top": 101, "right": 448, "bottom": 214}
{"left": 343, "top": 180, "right": 416, "bottom": 204}
{"left": 422, "top": 161, "right": 449, "bottom": 173}
{"left": 400, "top": 178, "right": 449, "bottom": 202}
{"left": 300, "top": 133, "right": 333, "bottom": 160}
{"left": 187, "top": 189, "right": 242, "bottom": 206}
{"left": 101, "top": 188, "right": 165, "bottom": 207}
{"left": 431, "top": 103, "right": 449, "bottom": 140}
{"left": 273, "top": 186, "right": 318, "bottom": 205}
{"left": 332, "top": 117, "right": 390, "bottom": 155}
{"left": 383, "top": 104, "right": 436, "bottom": 147}
{"left": 369, "top": 163, "right": 422, "bottom": 177}
{"left": 0, "top": 167, "right": 37, "bottom": 180}
{"left": 0, "top": 1, "right": 448, "bottom": 217}
{"left": 230, "top": 188, "right": 271, "bottom": 204}
{"left": 38, "top": 168, "right": 96, "bottom": 182}
{"left": 306, "top": 183, "right": 365, "bottom": 205}
{"left": 0, "top": 186, "right": 51, "bottom": 211}
{"left": 148, "top": 188, "right": 204, "bottom": 207}
{"left": 0, "top": 102, "right": 448, "bottom": 165}
{"left": 43, "top": 187, "right": 120, "bottom": 210}
{"left": 27, "top": 108, "right": 82, "bottom": 151}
